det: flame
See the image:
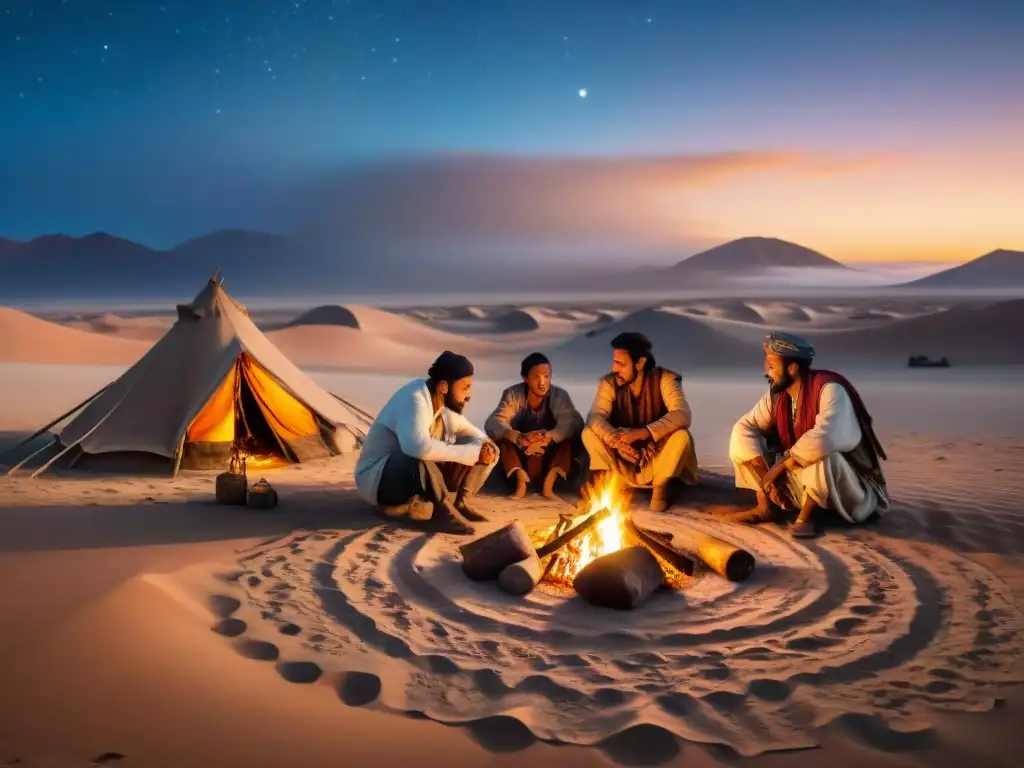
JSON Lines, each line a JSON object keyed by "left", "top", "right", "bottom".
{"left": 543, "top": 474, "right": 632, "bottom": 586}
{"left": 237, "top": 451, "right": 288, "bottom": 470}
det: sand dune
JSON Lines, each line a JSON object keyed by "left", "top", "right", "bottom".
{"left": 554, "top": 308, "right": 758, "bottom": 372}
{"left": 491, "top": 308, "right": 544, "bottom": 332}
{"left": 746, "top": 301, "right": 814, "bottom": 324}
{"left": 671, "top": 299, "right": 765, "bottom": 324}
{"left": 0, "top": 307, "right": 150, "bottom": 365}
{"left": 815, "top": 299, "right": 1024, "bottom": 366}
{"left": 280, "top": 304, "right": 495, "bottom": 355}
{"left": 264, "top": 325, "right": 449, "bottom": 373}
{"left": 284, "top": 304, "right": 362, "bottom": 329}
{"left": 63, "top": 312, "right": 175, "bottom": 342}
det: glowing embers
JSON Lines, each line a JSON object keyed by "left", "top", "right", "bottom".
{"left": 535, "top": 474, "right": 693, "bottom": 595}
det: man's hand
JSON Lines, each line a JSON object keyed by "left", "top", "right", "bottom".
{"left": 531, "top": 430, "right": 552, "bottom": 449}
{"left": 614, "top": 427, "right": 651, "bottom": 445}
{"left": 478, "top": 441, "right": 498, "bottom": 465}
{"left": 615, "top": 442, "right": 641, "bottom": 464}
{"left": 760, "top": 455, "right": 796, "bottom": 506}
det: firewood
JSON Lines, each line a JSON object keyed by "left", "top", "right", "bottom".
{"left": 535, "top": 506, "right": 612, "bottom": 559}
{"left": 540, "top": 514, "right": 575, "bottom": 582}
{"left": 625, "top": 518, "right": 696, "bottom": 576}
{"left": 673, "top": 529, "right": 756, "bottom": 582}
{"left": 498, "top": 553, "right": 542, "bottom": 595}
{"left": 459, "top": 521, "right": 534, "bottom": 581}
{"left": 573, "top": 546, "right": 665, "bottom": 610}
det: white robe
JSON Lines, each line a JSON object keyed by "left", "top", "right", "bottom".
{"left": 728, "top": 382, "right": 887, "bottom": 524}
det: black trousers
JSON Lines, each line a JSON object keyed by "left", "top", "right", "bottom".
{"left": 376, "top": 452, "right": 492, "bottom": 507}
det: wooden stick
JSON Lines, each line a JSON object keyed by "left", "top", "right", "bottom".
{"left": 540, "top": 513, "right": 575, "bottom": 581}
{"left": 625, "top": 517, "right": 695, "bottom": 576}
{"left": 535, "top": 506, "right": 612, "bottom": 559}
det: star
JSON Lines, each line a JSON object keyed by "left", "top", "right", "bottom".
{"left": 578, "top": 88, "right": 588, "bottom": 99}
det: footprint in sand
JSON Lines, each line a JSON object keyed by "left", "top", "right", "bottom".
{"left": 336, "top": 671, "right": 382, "bottom": 707}
{"left": 276, "top": 661, "right": 323, "bottom": 684}
{"left": 234, "top": 638, "right": 280, "bottom": 661}
{"left": 198, "top": 516, "right": 1024, "bottom": 760}
{"left": 89, "top": 753, "right": 125, "bottom": 765}
{"left": 212, "top": 618, "right": 247, "bottom": 637}
{"left": 831, "top": 617, "right": 866, "bottom": 636}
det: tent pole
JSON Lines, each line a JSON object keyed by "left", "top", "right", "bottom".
{"left": 5, "top": 438, "right": 58, "bottom": 475}
{"left": 0, "top": 383, "right": 112, "bottom": 464}
{"left": 328, "top": 391, "right": 375, "bottom": 424}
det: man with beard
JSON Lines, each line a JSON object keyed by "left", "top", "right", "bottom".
{"left": 355, "top": 351, "right": 499, "bottom": 535}
{"left": 725, "top": 331, "right": 889, "bottom": 538}
{"left": 581, "top": 332, "right": 698, "bottom": 512}
{"left": 485, "top": 352, "right": 584, "bottom": 499}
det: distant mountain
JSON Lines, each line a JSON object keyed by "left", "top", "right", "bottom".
{"left": 667, "top": 236, "right": 850, "bottom": 275}
{"left": 0, "top": 229, "right": 307, "bottom": 299}
{"left": 901, "top": 249, "right": 1024, "bottom": 289}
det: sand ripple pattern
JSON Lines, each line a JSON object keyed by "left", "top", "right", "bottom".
{"left": 209, "top": 515, "right": 1023, "bottom": 757}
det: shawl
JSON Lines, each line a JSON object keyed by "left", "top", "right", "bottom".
{"left": 773, "top": 369, "right": 887, "bottom": 485}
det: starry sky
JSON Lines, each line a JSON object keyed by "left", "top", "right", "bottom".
{"left": 1, "top": 0, "right": 1022, "bottom": 264}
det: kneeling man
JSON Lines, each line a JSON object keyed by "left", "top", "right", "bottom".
{"left": 727, "top": 331, "right": 889, "bottom": 537}
{"left": 485, "top": 352, "right": 584, "bottom": 499}
{"left": 355, "top": 351, "right": 500, "bottom": 535}
{"left": 582, "top": 332, "right": 698, "bottom": 512}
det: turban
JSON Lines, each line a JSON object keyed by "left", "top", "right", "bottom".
{"left": 610, "top": 332, "right": 654, "bottom": 361}
{"left": 764, "top": 331, "right": 815, "bottom": 360}
{"left": 428, "top": 350, "right": 474, "bottom": 381}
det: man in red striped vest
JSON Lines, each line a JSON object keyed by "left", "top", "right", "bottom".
{"left": 725, "top": 332, "right": 889, "bottom": 538}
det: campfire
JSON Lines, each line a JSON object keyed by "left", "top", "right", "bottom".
{"left": 457, "top": 474, "right": 751, "bottom": 611}
{"left": 539, "top": 474, "right": 690, "bottom": 590}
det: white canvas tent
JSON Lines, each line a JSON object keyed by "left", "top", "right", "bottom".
{"left": 8, "top": 274, "right": 371, "bottom": 477}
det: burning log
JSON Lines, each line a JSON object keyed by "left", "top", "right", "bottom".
{"left": 540, "top": 513, "right": 575, "bottom": 583}
{"left": 671, "top": 529, "right": 756, "bottom": 582}
{"left": 573, "top": 546, "right": 665, "bottom": 610}
{"left": 625, "top": 518, "right": 696, "bottom": 577}
{"left": 460, "top": 521, "right": 534, "bottom": 581}
{"left": 535, "top": 506, "right": 613, "bottom": 559}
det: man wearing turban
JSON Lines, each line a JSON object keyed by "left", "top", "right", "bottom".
{"left": 582, "top": 332, "right": 699, "bottom": 512}
{"left": 725, "top": 331, "right": 889, "bottom": 537}
{"left": 355, "top": 351, "right": 499, "bottom": 535}
{"left": 485, "top": 352, "right": 584, "bottom": 499}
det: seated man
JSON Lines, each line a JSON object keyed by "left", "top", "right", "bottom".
{"left": 582, "top": 332, "right": 698, "bottom": 512}
{"left": 485, "top": 352, "right": 584, "bottom": 499}
{"left": 355, "top": 350, "right": 500, "bottom": 535}
{"left": 726, "top": 331, "right": 889, "bottom": 538}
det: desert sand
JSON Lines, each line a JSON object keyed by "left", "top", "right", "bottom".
{"left": 1, "top": 292, "right": 1022, "bottom": 767}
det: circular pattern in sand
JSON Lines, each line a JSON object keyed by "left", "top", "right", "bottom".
{"left": 208, "top": 513, "right": 1024, "bottom": 757}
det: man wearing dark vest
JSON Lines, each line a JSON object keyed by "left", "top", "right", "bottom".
{"left": 726, "top": 331, "right": 889, "bottom": 537}
{"left": 581, "top": 332, "right": 698, "bottom": 512}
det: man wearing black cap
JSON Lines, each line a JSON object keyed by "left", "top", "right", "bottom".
{"left": 582, "top": 332, "right": 698, "bottom": 512}
{"left": 355, "top": 350, "right": 499, "bottom": 535}
{"left": 725, "top": 331, "right": 889, "bottom": 537}
{"left": 485, "top": 352, "right": 584, "bottom": 499}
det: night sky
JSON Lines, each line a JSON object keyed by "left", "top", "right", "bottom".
{"left": 1, "top": 0, "right": 1021, "bottom": 263}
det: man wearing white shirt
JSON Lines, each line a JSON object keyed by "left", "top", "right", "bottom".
{"left": 725, "top": 332, "right": 889, "bottom": 538}
{"left": 355, "top": 351, "right": 499, "bottom": 535}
